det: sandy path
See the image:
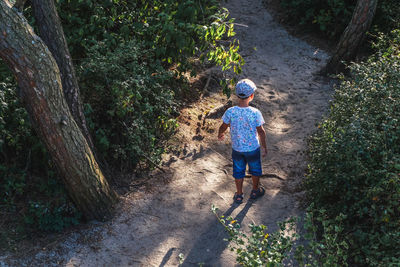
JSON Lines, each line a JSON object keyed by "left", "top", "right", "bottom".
{"left": 1, "top": 0, "right": 333, "bottom": 266}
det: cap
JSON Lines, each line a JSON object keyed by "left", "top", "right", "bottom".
{"left": 235, "top": 79, "right": 257, "bottom": 98}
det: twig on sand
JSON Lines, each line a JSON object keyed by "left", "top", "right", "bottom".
{"left": 204, "top": 100, "right": 233, "bottom": 119}
{"left": 245, "top": 173, "right": 284, "bottom": 180}
{"left": 137, "top": 211, "right": 161, "bottom": 219}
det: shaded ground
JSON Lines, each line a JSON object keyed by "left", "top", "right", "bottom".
{"left": 1, "top": 0, "right": 333, "bottom": 266}
{"left": 263, "top": 0, "right": 337, "bottom": 53}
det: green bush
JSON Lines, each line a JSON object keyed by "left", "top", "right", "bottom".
{"left": 305, "top": 30, "right": 400, "bottom": 265}
{"left": 374, "top": 1, "right": 400, "bottom": 35}
{"left": 212, "top": 205, "right": 296, "bottom": 266}
{"left": 57, "top": 0, "right": 242, "bottom": 78}
{"left": 280, "top": 0, "right": 354, "bottom": 38}
{"left": 78, "top": 40, "right": 178, "bottom": 170}
{"left": 280, "top": 0, "right": 400, "bottom": 39}
{"left": 295, "top": 206, "right": 349, "bottom": 266}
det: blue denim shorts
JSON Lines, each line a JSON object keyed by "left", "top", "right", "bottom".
{"left": 232, "top": 147, "right": 262, "bottom": 179}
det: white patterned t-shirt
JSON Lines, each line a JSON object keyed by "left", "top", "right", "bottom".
{"left": 222, "top": 106, "right": 265, "bottom": 152}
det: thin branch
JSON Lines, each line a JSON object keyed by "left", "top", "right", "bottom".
{"left": 141, "top": 153, "right": 166, "bottom": 173}
{"left": 200, "top": 72, "right": 212, "bottom": 99}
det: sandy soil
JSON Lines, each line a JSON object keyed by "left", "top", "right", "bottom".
{"left": 1, "top": 0, "right": 334, "bottom": 266}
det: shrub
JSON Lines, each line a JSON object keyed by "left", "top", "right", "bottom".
{"left": 78, "top": 40, "right": 178, "bottom": 170}
{"left": 57, "top": 0, "right": 243, "bottom": 81}
{"left": 295, "top": 206, "right": 349, "bottom": 266}
{"left": 374, "top": 1, "right": 400, "bottom": 34}
{"left": 304, "top": 30, "right": 400, "bottom": 265}
{"left": 212, "top": 205, "right": 296, "bottom": 266}
{"left": 279, "top": 0, "right": 400, "bottom": 39}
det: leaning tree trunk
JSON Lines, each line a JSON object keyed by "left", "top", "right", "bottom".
{"left": 31, "top": 0, "right": 95, "bottom": 153}
{"left": 324, "top": 0, "right": 378, "bottom": 74}
{"left": 0, "top": 1, "right": 117, "bottom": 221}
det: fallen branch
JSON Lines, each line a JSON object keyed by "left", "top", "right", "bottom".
{"left": 245, "top": 173, "right": 284, "bottom": 180}
{"left": 199, "top": 72, "right": 212, "bottom": 99}
{"left": 205, "top": 100, "right": 233, "bottom": 119}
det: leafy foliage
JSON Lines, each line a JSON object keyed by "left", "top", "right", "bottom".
{"left": 212, "top": 205, "right": 296, "bottom": 266}
{"left": 280, "top": 0, "right": 354, "bottom": 38}
{"left": 295, "top": 206, "right": 349, "bottom": 266}
{"left": 304, "top": 30, "right": 400, "bottom": 265}
{"left": 78, "top": 41, "right": 178, "bottom": 170}
{"left": 280, "top": 0, "right": 400, "bottom": 39}
{"left": 57, "top": 0, "right": 243, "bottom": 85}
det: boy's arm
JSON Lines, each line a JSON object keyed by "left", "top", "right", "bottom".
{"left": 218, "top": 122, "right": 229, "bottom": 141}
{"left": 256, "top": 125, "right": 268, "bottom": 157}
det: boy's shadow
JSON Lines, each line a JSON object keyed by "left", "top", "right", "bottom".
{"left": 176, "top": 200, "right": 254, "bottom": 266}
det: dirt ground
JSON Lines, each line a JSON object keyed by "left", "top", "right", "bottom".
{"left": 1, "top": 0, "right": 334, "bottom": 266}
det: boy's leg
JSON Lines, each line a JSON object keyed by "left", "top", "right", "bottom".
{"left": 235, "top": 178, "right": 244, "bottom": 195}
{"left": 251, "top": 175, "right": 260, "bottom": 190}
{"left": 232, "top": 149, "right": 246, "bottom": 199}
{"left": 250, "top": 175, "right": 264, "bottom": 199}
{"left": 246, "top": 148, "right": 263, "bottom": 195}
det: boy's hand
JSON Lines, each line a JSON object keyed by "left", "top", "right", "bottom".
{"left": 218, "top": 122, "right": 229, "bottom": 141}
{"left": 262, "top": 148, "right": 268, "bottom": 158}
{"left": 257, "top": 126, "right": 268, "bottom": 158}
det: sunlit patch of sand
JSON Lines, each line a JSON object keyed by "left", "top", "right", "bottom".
{"left": 266, "top": 117, "right": 291, "bottom": 134}
{"left": 275, "top": 140, "right": 302, "bottom": 153}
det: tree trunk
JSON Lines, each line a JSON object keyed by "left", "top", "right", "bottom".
{"left": 324, "top": 0, "right": 378, "bottom": 74}
{"left": 31, "top": 0, "right": 95, "bottom": 153}
{"left": 0, "top": 0, "right": 117, "bottom": 221}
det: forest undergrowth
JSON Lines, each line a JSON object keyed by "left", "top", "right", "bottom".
{"left": 0, "top": 0, "right": 242, "bottom": 249}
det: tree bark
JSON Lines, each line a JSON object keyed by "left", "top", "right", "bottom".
{"left": 31, "top": 0, "right": 95, "bottom": 153}
{"left": 324, "top": 0, "right": 378, "bottom": 74}
{"left": 0, "top": 0, "right": 117, "bottom": 221}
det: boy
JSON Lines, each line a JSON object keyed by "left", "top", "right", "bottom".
{"left": 218, "top": 79, "right": 267, "bottom": 204}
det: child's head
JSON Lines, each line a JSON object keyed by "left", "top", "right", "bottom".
{"left": 235, "top": 79, "right": 257, "bottom": 100}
